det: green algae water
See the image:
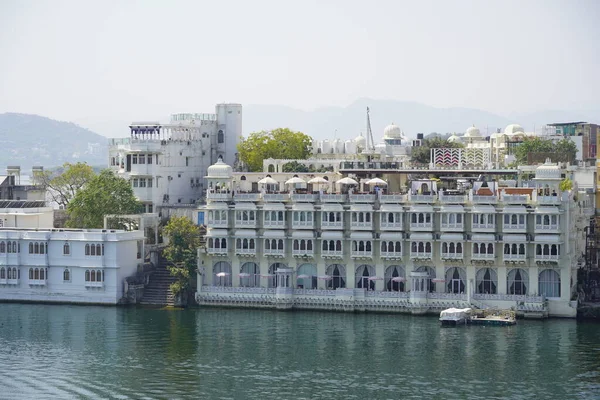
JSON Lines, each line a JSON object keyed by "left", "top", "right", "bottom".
{"left": 0, "top": 304, "right": 598, "bottom": 399}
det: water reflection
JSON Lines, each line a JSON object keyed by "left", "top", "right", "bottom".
{"left": 0, "top": 305, "right": 598, "bottom": 399}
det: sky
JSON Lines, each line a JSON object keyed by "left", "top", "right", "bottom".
{"left": 1, "top": 0, "right": 599, "bottom": 136}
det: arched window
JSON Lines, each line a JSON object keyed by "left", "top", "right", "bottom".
{"left": 91, "top": 270, "right": 96, "bottom": 282}
{"left": 297, "top": 263, "right": 317, "bottom": 289}
{"left": 29, "top": 268, "right": 33, "bottom": 280}
{"left": 508, "top": 268, "right": 528, "bottom": 295}
{"left": 539, "top": 269, "right": 561, "bottom": 298}
{"left": 91, "top": 244, "right": 96, "bottom": 256}
{"left": 487, "top": 243, "right": 493, "bottom": 254}
{"left": 29, "top": 242, "right": 34, "bottom": 254}
{"left": 97, "top": 270, "right": 103, "bottom": 282}
{"left": 85, "top": 244, "right": 90, "bottom": 256}
{"left": 240, "top": 262, "right": 259, "bottom": 287}
{"left": 96, "top": 244, "right": 102, "bottom": 255}
{"left": 34, "top": 268, "right": 39, "bottom": 280}
{"left": 445, "top": 267, "right": 466, "bottom": 294}
{"left": 85, "top": 270, "right": 90, "bottom": 282}
{"left": 217, "top": 130, "right": 224, "bottom": 144}
{"left": 336, "top": 240, "right": 342, "bottom": 251}
{"left": 63, "top": 243, "right": 70, "bottom": 255}
{"left": 326, "top": 264, "right": 346, "bottom": 289}
{"left": 40, "top": 268, "right": 45, "bottom": 280}
{"left": 385, "top": 265, "right": 405, "bottom": 292}
{"left": 214, "top": 261, "right": 233, "bottom": 287}
{"left": 63, "top": 269, "right": 70, "bottom": 281}
{"left": 0, "top": 242, "right": 4, "bottom": 253}
{"left": 355, "top": 265, "right": 375, "bottom": 290}
{"left": 476, "top": 268, "right": 497, "bottom": 294}
{"left": 0, "top": 267, "right": 4, "bottom": 279}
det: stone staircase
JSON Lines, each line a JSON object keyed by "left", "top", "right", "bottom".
{"left": 140, "top": 257, "right": 176, "bottom": 306}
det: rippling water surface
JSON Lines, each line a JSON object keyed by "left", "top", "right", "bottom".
{"left": 0, "top": 304, "right": 599, "bottom": 399}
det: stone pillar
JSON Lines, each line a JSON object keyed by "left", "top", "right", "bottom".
{"left": 231, "top": 258, "right": 241, "bottom": 287}
{"left": 497, "top": 265, "right": 507, "bottom": 295}
{"left": 530, "top": 267, "right": 539, "bottom": 297}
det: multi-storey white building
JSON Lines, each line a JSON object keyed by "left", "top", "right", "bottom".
{"left": 196, "top": 157, "right": 591, "bottom": 318}
{"left": 108, "top": 104, "right": 242, "bottom": 214}
{"left": 0, "top": 202, "right": 144, "bottom": 304}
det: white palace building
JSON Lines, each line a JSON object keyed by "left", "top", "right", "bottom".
{"left": 0, "top": 200, "right": 144, "bottom": 304}
{"left": 196, "top": 151, "right": 593, "bottom": 318}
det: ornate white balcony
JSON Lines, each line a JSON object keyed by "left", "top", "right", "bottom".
{"left": 208, "top": 219, "right": 229, "bottom": 228}
{"left": 380, "top": 194, "right": 408, "bottom": 203}
{"left": 534, "top": 224, "right": 560, "bottom": 233}
{"left": 235, "top": 193, "right": 261, "bottom": 201}
{"left": 537, "top": 196, "right": 561, "bottom": 205}
{"left": 503, "top": 224, "right": 526, "bottom": 232}
{"left": 292, "top": 249, "right": 314, "bottom": 257}
{"left": 351, "top": 250, "right": 373, "bottom": 259}
{"left": 410, "top": 194, "right": 436, "bottom": 203}
{"left": 471, "top": 253, "right": 495, "bottom": 260}
{"left": 503, "top": 253, "right": 526, "bottom": 262}
{"left": 410, "top": 252, "right": 432, "bottom": 260}
{"left": 207, "top": 247, "right": 228, "bottom": 255}
{"left": 292, "top": 221, "right": 314, "bottom": 230}
{"left": 471, "top": 223, "right": 495, "bottom": 231}
{"left": 501, "top": 194, "right": 528, "bottom": 204}
{"left": 350, "top": 222, "right": 373, "bottom": 230}
{"left": 263, "top": 193, "right": 288, "bottom": 202}
{"left": 534, "top": 254, "right": 560, "bottom": 261}
{"left": 321, "top": 194, "right": 348, "bottom": 203}
{"left": 321, "top": 221, "right": 343, "bottom": 229}
{"left": 472, "top": 195, "right": 497, "bottom": 204}
{"left": 349, "top": 194, "right": 376, "bottom": 203}
{"left": 380, "top": 221, "right": 403, "bottom": 230}
{"left": 290, "top": 193, "right": 318, "bottom": 202}
{"left": 235, "top": 220, "right": 257, "bottom": 229}
{"left": 380, "top": 251, "right": 403, "bottom": 260}
{"left": 410, "top": 222, "right": 433, "bottom": 230}
{"left": 441, "top": 252, "right": 463, "bottom": 260}
{"left": 439, "top": 194, "right": 467, "bottom": 204}
{"left": 84, "top": 282, "right": 104, "bottom": 288}
{"left": 263, "top": 220, "right": 285, "bottom": 228}
{"left": 207, "top": 192, "right": 232, "bottom": 201}
{"left": 264, "top": 248, "right": 285, "bottom": 257}
{"left": 440, "top": 223, "right": 464, "bottom": 231}
{"left": 235, "top": 248, "right": 257, "bottom": 256}
{"left": 322, "top": 250, "right": 343, "bottom": 258}
{"left": 28, "top": 279, "right": 47, "bottom": 286}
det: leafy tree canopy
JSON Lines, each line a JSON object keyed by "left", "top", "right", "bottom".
{"left": 282, "top": 161, "right": 309, "bottom": 173}
{"left": 66, "top": 169, "right": 142, "bottom": 229}
{"left": 237, "top": 128, "right": 312, "bottom": 172}
{"left": 559, "top": 178, "right": 573, "bottom": 192}
{"left": 410, "top": 137, "right": 464, "bottom": 164}
{"left": 33, "top": 162, "right": 95, "bottom": 209}
{"left": 514, "top": 137, "right": 577, "bottom": 164}
{"left": 163, "top": 216, "right": 202, "bottom": 295}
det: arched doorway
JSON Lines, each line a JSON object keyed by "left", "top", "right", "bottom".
{"left": 355, "top": 265, "right": 375, "bottom": 290}
{"left": 213, "top": 261, "right": 232, "bottom": 287}
{"left": 476, "top": 268, "right": 497, "bottom": 294}
{"left": 445, "top": 267, "right": 466, "bottom": 294}
{"left": 297, "top": 263, "right": 317, "bottom": 289}
{"left": 240, "top": 262, "right": 259, "bottom": 287}
{"left": 268, "top": 263, "right": 287, "bottom": 288}
{"left": 507, "top": 268, "right": 529, "bottom": 295}
{"left": 325, "top": 264, "right": 346, "bottom": 289}
{"left": 416, "top": 266, "right": 436, "bottom": 292}
{"left": 385, "top": 265, "right": 405, "bottom": 292}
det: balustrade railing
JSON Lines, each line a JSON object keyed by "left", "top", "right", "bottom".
{"left": 322, "top": 250, "right": 344, "bottom": 258}
{"left": 292, "top": 249, "right": 315, "bottom": 257}
{"left": 290, "top": 193, "right": 318, "bottom": 202}
{"left": 235, "top": 193, "right": 261, "bottom": 201}
{"left": 349, "top": 194, "right": 376, "bottom": 203}
{"left": 440, "top": 223, "right": 464, "bottom": 230}
{"left": 380, "top": 194, "right": 408, "bottom": 203}
{"left": 439, "top": 194, "right": 467, "bottom": 203}
{"left": 350, "top": 222, "right": 373, "bottom": 229}
{"left": 263, "top": 193, "right": 288, "bottom": 202}
{"left": 471, "top": 223, "right": 495, "bottom": 230}
{"left": 472, "top": 195, "right": 497, "bottom": 204}
{"left": 503, "top": 253, "right": 526, "bottom": 261}
{"left": 351, "top": 250, "right": 373, "bottom": 258}
{"left": 427, "top": 292, "right": 467, "bottom": 300}
{"left": 380, "top": 222, "right": 403, "bottom": 230}
{"left": 380, "top": 251, "right": 403, "bottom": 258}
{"left": 321, "top": 194, "right": 348, "bottom": 203}
{"left": 534, "top": 254, "right": 560, "bottom": 261}
{"left": 321, "top": 221, "right": 343, "bottom": 229}
{"left": 410, "top": 223, "right": 433, "bottom": 229}
{"left": 534, "top": 224, "right": 560, "bottom": 231}
{"left": 410, "top": 252, "right": 433, "bottom": 259}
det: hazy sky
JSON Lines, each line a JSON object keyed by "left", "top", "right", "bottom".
{"left": 1, "top": 0, "right": 599, "bottom": 131}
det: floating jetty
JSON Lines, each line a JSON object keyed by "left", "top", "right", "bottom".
{"left": 441, "top": 308, "right": 516, "bottom": 327}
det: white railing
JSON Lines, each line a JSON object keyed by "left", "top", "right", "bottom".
{"left": 290, "top": 193, "right": 318, "bottom": 202}
{"left": 320, "top": 194, "right": 348, "bottom": 202}
{"left": 292, "top": 221, "right": 314, "bottom": 229}
{"left": 294, "top": 289, "right": 336, "bottom": 296}
{"left": 263, "top": 193, "right": 288, "bottom": 202}
{"left": 410, "top": 223, "right": 433, "bottom": 229}
{"left": 84, "top": 282, "right": 104, "bottom": 288}
{"left": 502, "top": 194, "right": 528, "bottom": 204}
{"left": 349, "top": 194, "right": 376, "bottom": 203}
{"left": 410, "top": 194, "right": 436, "bottom": 203}
{"left": 322, "top": 250, "right": 344, "bottom": 258}
{"left": 264, "top": 249, "right": 285, "bottom": 256}
{"left": 321, "top": 221, "right": 343, "bottom": 229}
{"left": 350, "top": 222, "right": 373, "bottom": 229}
{"left": 235, "top": 193, "right": 261, "bottom": 201}
{"left": 207, "top": 247, "right": 228, "bottom": 255}
{"left": 440, "top": 223, "right": 464, "bottom": 230}
{"left": 471, "top": 223, "right": 495, "bottom": 230}
{"left": 504, "top": 224, "right": 526, "bottom": 230}
{"left": 380, "top": 222, "right": 403, "bottom": 229}
{"left": 472, "top": 293, "right": 544, "bottom": 303}
{"left": 410, "top": 252, "right": 433, "bottom": 260}
{"left": 439, "top": 194, "right": 467, "bottom": 203}
{"left": 503, "top": 253, "right": 526, "bottom": 261}
{"left": 366, "top": 291, "right": 409, "bottom": 298}
{"left": 427, "top": 292, "right": 467, "bottom": 300}
{"left": 534, "top": 254, "right": 560, "bottom": 261}
{"left": 380, "top": 251, "right": 403, "bottom": 259}
{"left": 471, "top": 253, "right": 495, "bottom": 260}
{"left": 28, "top": 279, "right": 47, "bottom": 286}
{"left": 534, "top": 224, "right": 560, "bottom": 231}
{"left": 380, "top": 194, "right": 408, "bottom": 203}
{"left": 207, "top": 220, "right": 228, "bottom": 228}
{"left": 235, "top": 220, "right": 257, "bottom": 228}
{"left": 441, "top": 253, "right": 463, "bottom": 259}
{"left": 351, "top": 250, "right": 373, "bottom": 258}
{"left": 292, "top": 249, "right": 315, "bottom": 257}
{"left": 235, "top": 248, "right": 257, "bottom": 255}
{"left": 6, "top": 279, "right": 19, "bottom": 285}
{"left": 472, "top": 195, "right": 497, "bottom": 204}
{"left": 263, "top": 221, "right": 285, "bottom": 228}
{"left": 537, "top": 196, "right": 560, "bottom": 205}
{"left": 207, "top": 192, "right": 232, "bottom": 201}
{"left": 201, "top": 286, "right": 276, "bottom": 294}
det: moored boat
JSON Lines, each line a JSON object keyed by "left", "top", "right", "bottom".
{"left": 439, "top": 307, "right": 472, "bottom": 326}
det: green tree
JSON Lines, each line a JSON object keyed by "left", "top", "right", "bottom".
{"left": 237, "top": 128, "right": 313, "bottom": 171}
{"left": 514, "top": 137, "right": 577, "bottom": 164}
{"left": 33, "top": 162, "right": 95, "bottom": 209}
{"left": 282, "top": 161, "right": 309, "bottom": 173}
{"left": 66, "top": 169, "right": 142, "bottom": 228}
{"left": 410, "top": 137, "right": 464, "bottom": 164}
{"left": 559, "top": 177, "right": 573, "bottom": 192}
{"left": 163, "top": 216, "right": 202, "bottom": 296}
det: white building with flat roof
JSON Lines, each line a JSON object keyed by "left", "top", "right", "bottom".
{"left": 108, "top": 104, "right": 242, "bottom": 215}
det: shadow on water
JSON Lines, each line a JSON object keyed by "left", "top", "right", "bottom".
{"left": 0, "top": 304, "right": 598, "bottom": 399}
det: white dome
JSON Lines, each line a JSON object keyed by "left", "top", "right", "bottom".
{"left": 504, "top": 124, "right": 525, "bottom": 135}
{"left": 447, "top": 134, "right": 461, "bottom": 143}
{"left": 465, "top": 125, "right": 481, "bottom": 137}
{"left": 207, "top": 157, "right": 233, "bottom": 178}
{"left": 535, "top": 158, "right": 561, "bottom": 180}
{"left": 383, "top": 123, "right": 402, "bottom": 139}
{"left": 354, "top": 134, "right": 367, "bottom": 148}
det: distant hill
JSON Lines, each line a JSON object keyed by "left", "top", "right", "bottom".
{"left": 243, "top": 98, "right": 600, "bottom": 141}
{"left": 0, "top": 113, "right": 107, "bottom": 171}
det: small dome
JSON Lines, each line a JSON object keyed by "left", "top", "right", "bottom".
{"left": 383, "top": 123, "right": 402, "bottom": 139}
{"left": 354, "top": 133, "right": 367, "bottom": 148}
{"left": 504, "top": 124, "right": 525, "bottom": 135}
{"left": 465, "top": 125, "right": 481, "bottom": 137}
{"left": 447, "top": 133, "right": 461, "bottom": 143}
{"left": 207, "top": 157, "right": 233, "bottom": 178}
{"left": 535, "top": 158, "right": 561, "bottom": 180}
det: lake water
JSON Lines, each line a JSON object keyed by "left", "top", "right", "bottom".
{"left": 0, "top": 304, "right": 598, "bottom": 399}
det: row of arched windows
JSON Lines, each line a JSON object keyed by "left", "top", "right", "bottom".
{"left": 85, "top": 243, "right": 104, "bottom": 256}
{"left": 473, "top": 242, "right": 495, "bottom": 255}
{"left": 322, "top": 240, "right": 343, "bottom": 252}
{"left": 472, "top": 213, "right": 495, "bottom": 226}
{"left": 351, "top": 212, "right": 372, "bottom": 223}
{"left": 293, "top": 211, "right": 314, "bottom": 223}
{"left": 236, "top": 210, "right": 257, "bottom": 222}
{"left": 411, "top": 213, "right": 432, "bottom": 224}
{"left": 208, "top": 210, "right": 228, "bottom": 222}
{"left": 322, "top": 212, "right": 343, "bottom": 223}
{"left": 441, "top": 242, "right": 463, "bottom": 254}
{"left": 264, "top": 211, "right": 285, "bottom": 222}
{"left": 441, "top": 213, "right": 463, "bottom": 225}
{"left": 236, "top": 238, "right": 256, "bottom": 250}
{"left": 85, "top": 269, "right": 104, "bottom": 282}
{"left": 536, "top": 244, "right": 560, "bottom": 256}
{"left": 0, "top": 241, "right": 19, "bottom": 253}
{"left": 208, "top": 238, "right": 227, "bottom": 249}
{"left": 504, "top": 243, "right": 526, "bottom": 255}
{"left": 411, "top": 241, "right": 432, "bottom": 254}
{"left": 29, "top": 242, "right": 48, "bottom": 255}
{"left": 381, "top": 212, "right": 402, "bottom": 224}
{"left": 352, "top": 240, "right": 372, "bottom": 252}
{"left": 28, "top": 268, "right": 48, "bottom": 280}
{"left": 381, "top": 241, "right": 402, "bottom": 253}
{"left": 0, "top": 267, "right": 19, "bottom": 280}
{"left": 264, "top": 239, "right": 284, "bottom": 251}
{"left": 293, "top": 239, "right": 313, "bottom": 251}
{"left": 504, "top": 214, "right": 526, "bottom": 226}
{"left": 535, "top": 214, "right": 559, "bottom": 227}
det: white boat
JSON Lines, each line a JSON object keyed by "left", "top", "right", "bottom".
{"left": 439, "top": 307, "right": 472, "bottom": 326}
